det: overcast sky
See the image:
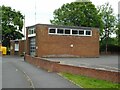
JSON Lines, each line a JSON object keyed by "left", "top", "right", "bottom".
{"left": 1, "top": 0, "right": 120, "bottom": 27}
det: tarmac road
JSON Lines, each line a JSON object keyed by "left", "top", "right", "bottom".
{"left": 2, "top": 57, "right": 32, "bottom": 88}
{"left": 2, "top": 56, "right": 80, "bottom": 88}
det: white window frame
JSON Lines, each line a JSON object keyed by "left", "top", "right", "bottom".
{"left": 72, "top": 29, "right": 79, "bottom": 36}
{"left": 15, "top": 43, "right": 19, "bottom": 51}
{"left": 78, "top": 29, "right": 85, "bottom": 36}
{"left": 64, "top": 29, "right": 71, "bottom": 35}
{"left": 28, "top": 27, "right": 36, "bottom": 37}
{"left": 48, "top": 28, "right": 57, "bottom": 34}
{"left": 57, "top": 28, "right": 64, "bottom": 35}
{"left": 48, "top": 28, "right": 92, "bottom": 36}
{"left": 85, "top": 30, "right": 92, "bottom": 36}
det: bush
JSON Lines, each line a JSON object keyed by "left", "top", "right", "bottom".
{"left": 100, "top": 44, "right": 120, "bottom": 53}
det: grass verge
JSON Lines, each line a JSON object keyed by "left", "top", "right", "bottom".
{"left": 60, "top": 73, "right": 120, "bottom": 89}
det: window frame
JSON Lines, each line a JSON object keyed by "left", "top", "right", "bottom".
{"left": 57, "top": 28, "right": 64, "bottom": 35}
{"left": 85, "top": 30, "right": 92, "bottom": 36}
{"left": 64, "top": 29, "right": 71, "bottom": 35}
{"left": 72, "top": 29, "right": 79, "bottom": 36}
{"left": 79, "top": 29, "right": 85, "bottom": 36}
{"left": 48, "top": 28, "right": 57, "bottom": 34}
{"left": 48, "top": 28, "right": 92, "bottom": 36}
{"left": 28, "top": 27, "right": 36, "bottom": 37}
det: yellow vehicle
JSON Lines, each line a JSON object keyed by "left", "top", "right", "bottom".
{"left": 0, "top": 45, "right": 7, "bottom": 55}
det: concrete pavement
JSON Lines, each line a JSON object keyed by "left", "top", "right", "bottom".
{"left": 44, "top": 55, "right": 119, "bottom": 72}
{"left": 2, "top": 56, "right": 80, "bottom": 88}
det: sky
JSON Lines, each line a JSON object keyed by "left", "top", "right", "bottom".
{"left": 0, "top": 0, "right": 120, "bottom": 34}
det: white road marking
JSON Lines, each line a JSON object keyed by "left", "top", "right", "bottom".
{"left": 23, "top": 71, "right": 35, "bottom": 89}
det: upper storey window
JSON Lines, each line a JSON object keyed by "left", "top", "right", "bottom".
{"left": 28, "top": 27, "right": 36, "bottom": 37}
{"left": 48, "top": 27, "right": 92, "bottom": 36}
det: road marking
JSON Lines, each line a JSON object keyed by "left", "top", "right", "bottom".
{"left": 10, "top": 62, "right": 35, "bottom": 89}
{"left": 23, "top": 71, "right": 35, "bottom": 89}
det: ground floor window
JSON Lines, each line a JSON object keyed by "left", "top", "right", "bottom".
{"left": 15, "top": 43, "right": 19, "bottom": 51}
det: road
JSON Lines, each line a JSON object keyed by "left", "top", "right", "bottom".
{"left": 2, "top": 56, "right": 80, "bottom": 88}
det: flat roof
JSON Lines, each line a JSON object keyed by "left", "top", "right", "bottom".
{"left": 26, "top": 23, "right": 99, "bottom": 30}
{"left": 10, "top": 39, "right": 25, "bottom": 42}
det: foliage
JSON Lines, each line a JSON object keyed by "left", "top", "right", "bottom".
{"left": 116, "top": 14, "right": 120, "bottom": 46}
{"left": 50, "top": 1, "right": 103, "bottom": 31}
{"left": 1, "top": 5, "right": 24, "bottom": 47}
{"left": 100, "top": 37, "right": 120, "bottom": 53}
{"left": 61, "top": 73, "right": 119, "bottom": 88}
{"left": 100, "top": 37, "right": 118, "bottom": 46}
{"left": 100, "top": 44, "right": 120, "bottom": 53}
{"left": 97, "top": 2, "right": 117, "bottom": 38}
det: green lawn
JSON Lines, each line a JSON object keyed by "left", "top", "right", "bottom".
{"left": 60, "top": 73, "right": 120, "bottom": 89}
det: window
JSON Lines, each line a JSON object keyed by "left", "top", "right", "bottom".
{"left": 72, "top": 30, "right": 78, "bottom": 35}
{"left": 48, "top": 28, "right": 92, "bottom": 36}
{"left": 79, "top": 30, "right": 84, "bottom": 35}
{"left": 15, "top": 43, "right": 19, "bottom": 51}
{"left": 65, "top": 29, "right": 70, "bottom": 34}
{"left": 57, "top": 29, "right": 64, "bottom": 34}
{"left": 28, "top": 28, "right": 35, "bottom": 35}
{"left": 49, "top": 28, "right": 56, "bottom": 34}
{"left": 28, "top": 30, "right": 31, "bottom": 34}
{"left": 85, "top": 30, "right": 92, "bottom": 36}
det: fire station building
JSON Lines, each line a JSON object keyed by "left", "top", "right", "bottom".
{"left": 26, "top": 24, "right": 99, "bottom": 57}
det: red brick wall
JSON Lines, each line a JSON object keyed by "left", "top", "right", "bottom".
{"left": 25, "top": 55, "right": 120, "bottom": 83}
{"left": 35, "top": 25, "right": 99, "bottom": 57}
{"left": 19, "top": 40, "right": 25, "bottom": 55}
{"left": 10, "top": 40, "right": 25, "bottom": 56}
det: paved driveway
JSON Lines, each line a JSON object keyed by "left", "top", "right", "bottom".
{"left": 44, "top": 55, "right": 119, "bottom": 72}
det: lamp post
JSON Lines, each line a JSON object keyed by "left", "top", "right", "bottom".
{"left": 23, "top": 15, "right": 26, "bottom": 61}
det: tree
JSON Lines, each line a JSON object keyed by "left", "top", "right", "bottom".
{"left": 116, "top": 14, "right": 120, "bottom": 46}
{"left": 1, "top": 5, "right": 24, "bottom": 47}
{"left": 98, "top": 2, "right": 116, "bottom": 38}
{"left": 50, "top": 1, "right": 103, "bottom": 31}
{"left": 97, "top": 3, "right": 117, "bottom": 53}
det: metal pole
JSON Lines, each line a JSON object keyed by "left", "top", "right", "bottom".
{"left": 105, "top": 28, "right": 109, "bottom": 55}
{"left": 23, "top": 15, "right": 26, "bottom": 61}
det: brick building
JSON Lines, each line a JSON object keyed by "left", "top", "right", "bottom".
{"left": 10, "top": 40, "right": 25, "bottom": 56}
{"left": 26, "top": 24, "right": 99, "bottom": 57}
